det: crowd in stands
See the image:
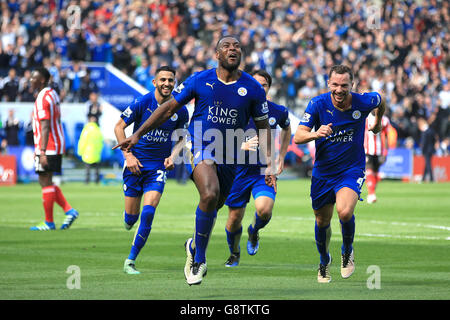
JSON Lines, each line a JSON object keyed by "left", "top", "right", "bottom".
{"left": 0, "top": 0, "right": 449, "bottom": 155}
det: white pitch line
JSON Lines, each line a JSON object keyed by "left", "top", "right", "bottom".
{"left": 358, "top": 233, "right": 449, "bottom": 241}
{"left": 286, "top": 217, "right": 450, "bottom": 240}
{"left": 288, "top": 217, "right": 450, "bottom": 232}
{"left": 367, "top": 220, "right": 450, "bottom": 231}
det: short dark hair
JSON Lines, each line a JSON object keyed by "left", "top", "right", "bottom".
{"left": 35, "top": 67, "right": 51, "bottom": 83}
{"left": 251, "top": 69, "right": 272, "bottom": 88}
{"left": 329, "top": 65, "right": 353, "bottom": 82}
{"left": 155, "top": 65, "right": 176, "bottom": 76}
{"left": 215, "top": 35, "right": 240, "bottom": 50}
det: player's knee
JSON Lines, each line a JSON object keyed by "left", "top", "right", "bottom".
{"left": 337, "top": 208, "right": 354, "bottom": 222}
{"left": 315, "top": 215, "right": 331, "bottom": 227}
{"left": 39, "top": 173, "right": 53, "bottom": 187}
{"left": 257, "top": 208, "right": 272, "bottom": 220}
{"left": 200, "top": 190, "right": 220, "bottom": 210}
{"left": 227, "top": 217, "right": 242, "bottom": 231}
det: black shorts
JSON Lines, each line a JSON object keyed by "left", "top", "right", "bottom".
{"left": 34, "top": 154, "right": 62, "bottom": 173}
{"left": 365, "top": 155, "right": 382, "bottom": 172}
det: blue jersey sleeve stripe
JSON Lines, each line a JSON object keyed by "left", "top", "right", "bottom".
{"left": 375, "top": 92, "right": 382, "bottom": 107}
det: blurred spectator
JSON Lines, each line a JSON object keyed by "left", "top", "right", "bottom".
{"left": 418, "top": 117, "right": 438, "bottom": 182}
{"left": 25, "top": 111, "right": 34, "bottom": 146}
{"left": 66, "top": 61, "right": 87, "bottom": 102}
{"left": 77, "top": 116, "right": 104, "bottom": 184}
{"left": 0, "top": 68, "right": 20, "bottom": 101}
{"left": 133, "top": 57, "right": 152, "bottom": 88}
{"left": 44, "top": 57, "right": 67, "bottom": 101}
{"left": 0, "top": 46, "right": 10, "bottom": 77}
{"left": 4, "top": 109, "right": 20, "bottom": 146}
{"left": 439, "top": 83, "right": 450, "bottom": 110}
{"left": 52, "top": 25, "right": 69, "bottom": 60}
{"left": 112, "top": 39, "right": 133, "bottom": 74}
{"left": 298, "top": 79, "right": 319, "bottom": 101}
{"left": 90, "top": 35, "right": 113, "bottom": 63}
{"left": 80, "top": 69, "right": 99, "bottom": 102}
{"left": 86, "top": 91, "right": 102, "bottom": 125}
{"left": 18, "top": 69, "right": 34, "bottom": 102}
{"left": 435, "top": 83, "right": 450, "bottom": 140}
{"left": 67, "top": 30, "right": 88, "bottom": 62}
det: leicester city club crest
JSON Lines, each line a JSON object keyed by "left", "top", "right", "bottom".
{"left": 352, "top": 110, "right": 361, "bottom": 119}
{"left": 238, "top": 87, "right": 247, "bottom": 96}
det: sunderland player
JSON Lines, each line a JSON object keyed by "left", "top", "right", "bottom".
{"left": 294, "top": 65, "right": 386, "bottom": 283}
{"left": 364, "top": 112, "right": 390, "bottom": 204}
{"left": 30, "top": 67, "right": 79, "bottom": 231}
{"left": 113, "top": 36, "right": 275, "bottom": 285}
{"left": 224, "top": 70, "right": 291, "bottom": 267}
{"left": 114, "top": 66, "right": 189, "bottom": 274}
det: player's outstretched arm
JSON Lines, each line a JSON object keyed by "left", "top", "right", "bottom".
{"left": 368, "top": 96, "right": 386, "bottom": 134}
{"left": 113, "top": 98, "right": 182, "bottom": 152}
{"left": 294, "top": 123, "right": 333, "bottom": 144}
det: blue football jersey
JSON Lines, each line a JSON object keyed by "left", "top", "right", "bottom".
{"left": 172, "top": 68, "right": 269, "bottom": 165}
{"left": 120, "top": 91, "right": 189, "bottom": 168}
{"left": 241, "top": 100, "right": 290, "bottom": 168}
{"left": 299, "top": 91, "right": 381, "bottom": 178}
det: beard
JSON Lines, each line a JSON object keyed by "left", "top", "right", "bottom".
{"left": 331, "top": 91, "right": 349, "bottom": 104}
{"left": 221, "top": 55, "right": 241, "bottom": 71}
{"left": 157, "top": 86, "right": 172, "bottom": 99}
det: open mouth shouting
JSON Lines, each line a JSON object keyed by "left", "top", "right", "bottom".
{"left": 332, "top": 91, "right": 347, "bottom": 103}
{"left": 228, "top": 52, "right": 239, "bottom": 62}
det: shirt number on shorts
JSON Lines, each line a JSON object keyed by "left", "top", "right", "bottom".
{"left": 356, "top": 177, "right": 365, "bottom": 190}
{"left": 156, "top": 170, "right": 167, "bottom": 183}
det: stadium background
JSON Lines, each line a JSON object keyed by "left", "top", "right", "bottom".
{"left": 1, "top": 0, "right": 449, "bottom": 184}
{"left": 0, "top": 0, "right": 449, "bottom": 304}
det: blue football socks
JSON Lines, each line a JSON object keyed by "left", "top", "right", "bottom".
{"left": 315, "top": 222, "right": 331, "bottom": 265}
{"left": 128, "top": 205, "right": 156, "bottom": 260}
{"left": 340, "top": 214, "right": 355, "bottom": 255}
{"left": 124, "top": 211, "right": 139, "bottom": 227}
{"left": 249, "top": 212, "right": 271, "bottom": 234}
{"left": 225, "top": 226, "right": 242, "bottom": 254}
{"left": 194, "top": 206, "right": 217, "bottom": 264}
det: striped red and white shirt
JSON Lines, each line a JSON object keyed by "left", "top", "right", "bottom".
{"left": 33, "top": 87, "right": 65, "bottom": 155}
{"left": 364, "top": 113, "right": 390, "bottom": 156}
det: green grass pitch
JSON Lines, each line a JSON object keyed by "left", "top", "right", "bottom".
{"left": 0, "top": 179, "right": 449, "bottom": 300}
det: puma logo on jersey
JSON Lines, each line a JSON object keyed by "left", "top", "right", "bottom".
{"left": 206, "top": 82, "right": 215, "bottom": 90}
{"left": 326, "top": 109, "right": 335, "bottom": 116}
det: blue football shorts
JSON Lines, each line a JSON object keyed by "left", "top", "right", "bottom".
{"left": 123, "top": 167, "right": 166, "bottom": 197}
{"left": 225, "top": 165, "right": 276, "bottom": 208}
{"left": 310, "top": 167, "right": 365, "bottom": 210}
